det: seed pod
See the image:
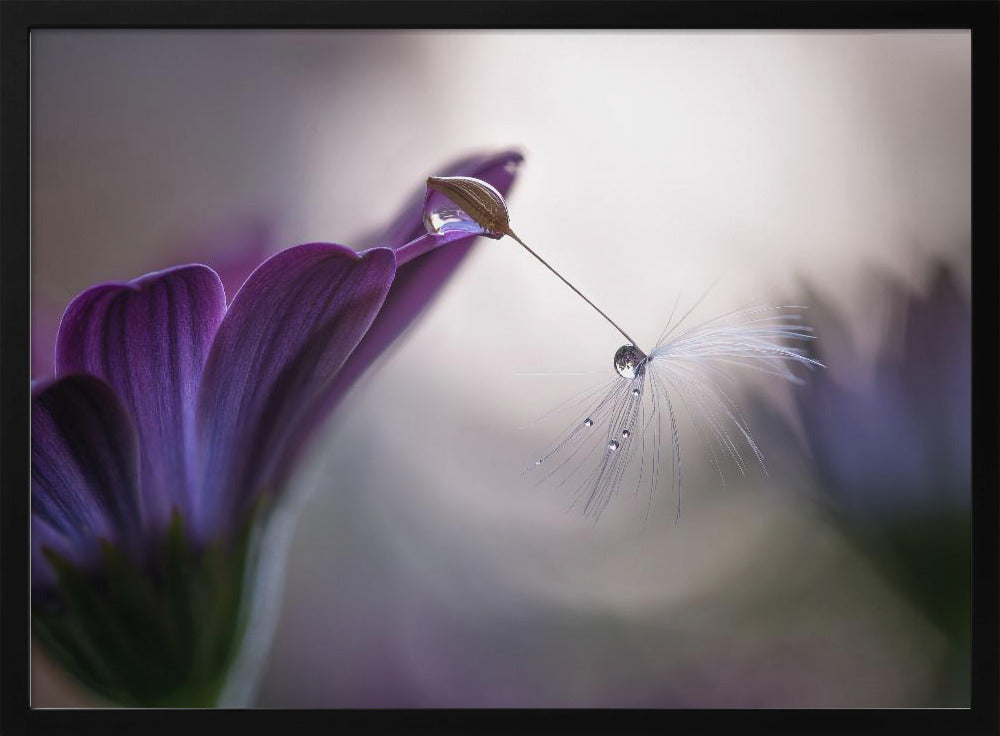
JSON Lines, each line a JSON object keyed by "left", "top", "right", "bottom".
{"left": 426, "top": 175, "right": 511, "bottom": 237}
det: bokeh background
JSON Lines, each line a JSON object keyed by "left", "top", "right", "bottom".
{"left": 31, "top": 31, "right": 970, "bottom": 707}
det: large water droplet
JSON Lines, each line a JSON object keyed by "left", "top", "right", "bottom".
{"left": 608, "top": 440, "right": 620, "bottom": 452}
{"left": 614, "top": 345, "right": 647, "bottom": 379}
{"left": 423, "top": 205, "right": 496, "bottom": 237}
{"left": 423, "top": 177, "right": 506, "bottom": 239}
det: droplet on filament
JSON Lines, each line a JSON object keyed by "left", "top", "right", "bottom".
{"left": 614, "top": 344, "right": 646, "bottom": 379}
{"left": 526, "top": 303, "right": 823, "bottom": 523}
{"left": 423, "top": 176, "right": 508, "bottom": 239}
{"left": 421, "top": 176, "right": 825, "bottom": 523}
{"left": 423, "top": 206, "right": 498, "bottom": 238}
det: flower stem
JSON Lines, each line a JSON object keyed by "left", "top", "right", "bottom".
{"left": 505, "top": 228, "right": 644, "bottom": 353}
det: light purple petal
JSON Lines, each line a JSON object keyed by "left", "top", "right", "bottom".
{"left": 56, "top": 265, "right": 227, "bottom": 531}
{"left": 32, "top": 374, "right": 143, "bottom": 584}
{"left": 304, "top": 151, "right": 523, "bottom": 429}
{"left": 196, "top": 243, "right": 396, "bottom": 536}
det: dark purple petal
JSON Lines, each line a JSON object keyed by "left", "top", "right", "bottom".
{"left": 303, "top": 151, "right": 523, "bottom": 429}
{"left": 56, "top": 265, "right": 227, "bottom": 531}
{"left": 32, "top": 374, "right": 143, "bottom": 584}
{"left": 196, "top": 243, "right": 396, "bottom": 536}
{"left": 33, "top": 218, "right": 270, "bottom": 381}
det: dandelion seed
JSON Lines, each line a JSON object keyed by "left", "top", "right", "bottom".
{"left": 425, "top": 175, "right": 823, "bottom": 521}
{"left": 529, "top": 305, "right": 823, "bottom": 521}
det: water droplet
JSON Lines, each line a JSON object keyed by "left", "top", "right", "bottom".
{"left": 583, "top": 418, "right": 594, "bottom": 427}
{"left": 608, "top": 440, "right": 620, "bottom": 452}
{"left": 621, "top": 429, "right": 631, "bottom": 438}
{"left": 631, "top": 387, "right": 640, "bottom": 397}
{"left": 423, "top": 206, "right": 494, "bottom": 237}
{"left": 535, "top": 459, "right": 543, "bottom": 465}
{"left": 423, "top": 176, "right": 507, "bottom": 239}
{"left": 614, "top": 344, "right": 647, "bottom": 379}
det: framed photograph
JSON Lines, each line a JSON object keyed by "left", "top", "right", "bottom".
{"left": 3, "top": 2, "right": 997, "bottom": 733}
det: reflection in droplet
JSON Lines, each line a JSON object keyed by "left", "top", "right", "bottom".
{"left": 423, "top": 177, "right": 507, "bottom": 239}
{"left": 423, "top": 206, "right": 495, "bottom": 237}
{"left": 614, "top": 344, "right": 647, "bottom": 379}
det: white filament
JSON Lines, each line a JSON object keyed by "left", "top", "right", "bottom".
{"left": 529, "top": 304, "right": 823, "bottom": 522}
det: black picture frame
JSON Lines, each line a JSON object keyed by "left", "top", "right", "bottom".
{"left": 2, "top": 2, "right": 997, "bottom": 734}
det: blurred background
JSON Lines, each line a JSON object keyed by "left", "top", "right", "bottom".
{"left": 31, "top": 31, "right": 970, "bottom": 707}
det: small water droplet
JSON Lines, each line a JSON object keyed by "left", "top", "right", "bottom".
{"left": 535, "top": 459, "right": 543, "bottom": 465}
{"left": 621, "top": 429, "right": 631, "bottom": 438}
{"left": 608, "top": 440, "right": 620, "bottom": 452}
{"left": 631, "top": 387, "right": 640, "bottom": 397}
{"left": 614, "top": 345, "right": 647, "bottom": 379}
{"left": 583, "top": 418, "right": 594, "bottom": 427}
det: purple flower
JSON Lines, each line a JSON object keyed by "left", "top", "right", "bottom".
{"left": 794, "top": 262, "right": 970, "bottom": 519}
{"left": 751, "top": 260, "right": 970, "bottom": 702}
{"left": 31, "top": 150, "right": 522, "bottom": 705}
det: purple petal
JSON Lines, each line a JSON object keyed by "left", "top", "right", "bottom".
{"left": 32, "top": 217, "right": 271, "bottom": 380}
{"left": 796, "top": 367, "right": 927, "bottom": 514}
{"left": 358, "top": 151, "right": 520, "bottom": 251}
{"left": 56, "top": 265, "right": 227, "bottom": 531}
{"left": 307, "top": 151, "right": 523, "bottom": 424}
{"left": 196, "top": 243, "right": 396, "bottom": 536}
{"left": 32, "top": 374, "right": 143, "bottom": 584}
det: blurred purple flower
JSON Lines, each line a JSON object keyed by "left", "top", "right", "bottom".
{"left": 752, "top": 260, "right": 970, "bottom": 702}
{"left": 31, "top": 150, "right": 522, "bottom": 705}
{"left": 795, "top": 262, "right": 970, "bottom": 519}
